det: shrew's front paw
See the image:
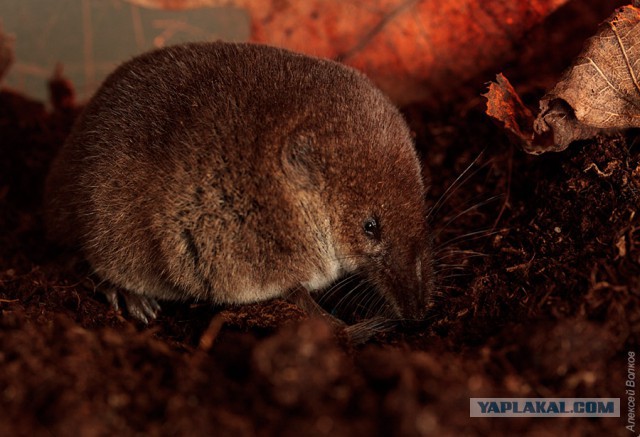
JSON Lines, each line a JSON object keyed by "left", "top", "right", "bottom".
{"left": 102, "top": 286, "right": 161, "bottom": 324}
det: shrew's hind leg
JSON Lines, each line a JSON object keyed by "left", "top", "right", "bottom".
{"left": 102, "top": 285, "right": 162, "bottom": 324}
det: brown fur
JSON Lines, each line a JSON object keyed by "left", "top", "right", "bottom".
{"left": 44, "top": 42, "right": 433, "bottom": 320}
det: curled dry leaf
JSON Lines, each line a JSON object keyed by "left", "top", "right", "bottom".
{"left": 484, "top": 74, "right": 535, "bottom": 145}
{"left": 0, "top": 25, "right": 14, "bottom": 82}
{"left": 534, "top": 4, "right": 640, "bottom": 152}
{"left": 484, "top": 74, "right": 554, "bottom": 154}
{"left": 48, "top": 65, "right": 76, "bottom": 111}
{"left": 125, "top": 0, "right": 567, "bottom": 106}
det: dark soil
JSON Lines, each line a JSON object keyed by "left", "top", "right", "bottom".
{"left": 1, "top": 5, "right": 639, "bottom": 436}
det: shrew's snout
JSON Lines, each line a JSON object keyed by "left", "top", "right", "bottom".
{"left": 380, "top": 249, "right": 433, "bottom": 321}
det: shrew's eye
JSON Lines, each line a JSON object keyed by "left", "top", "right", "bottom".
{"left": 363, "top": 217, "right": 381, "bottom": 240}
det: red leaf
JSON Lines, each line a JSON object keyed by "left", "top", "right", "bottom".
{"left": 126, "top": 0, "right": 567, "bottom": 106}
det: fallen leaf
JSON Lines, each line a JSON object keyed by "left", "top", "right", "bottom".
{"left": 0, "top": 25, "right": 14, "bottom": 82}
{"left": 485, "top": 74, "right": 531, "bottom": 145}
{"left": 48, "top": 65, "right": 76, "bottom": 111}
{"left": 484, "top": 74, "right": 556, "bottom": 153}
{"left": 534, "top": 4, "right": 640, "bottom": 152}
{"left": 125, "top": 0, "right": 567, "bottom": 106}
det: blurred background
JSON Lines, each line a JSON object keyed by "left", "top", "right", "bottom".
{"left": 0, "top": 0, "right": 249, "bottom": 101}
{"left": 3, "top": 0, "right": 605, "bottom": 109}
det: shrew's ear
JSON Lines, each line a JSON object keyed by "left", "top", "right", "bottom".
{"left": 280, "top": 135, "right": 322, "bottom": 189}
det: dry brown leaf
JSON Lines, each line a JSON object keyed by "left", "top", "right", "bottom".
{"left": 125, "top": 0, "right": 567, "bottom": 106}
{"left": 0, "top": 25, "right": 14, "bottom": 82}
{"left": 484, "top": 74, "right": 535, "bottom": 144}
{"left": 534, "top": 4, "right": 640, "bottom": 152}
{"left": 484, "top": 74, "right": 554, "bottom": 153}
